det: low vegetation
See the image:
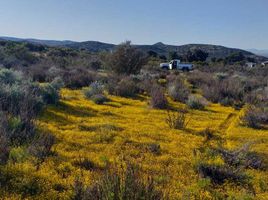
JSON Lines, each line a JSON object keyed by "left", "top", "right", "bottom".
{"left": 0, "top": 40, "right": 267, "bottom": 199}
{"left": 73, "top": 163, "right": 163, "bottom": 200}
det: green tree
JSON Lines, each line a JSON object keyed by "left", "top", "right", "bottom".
{"left": 108, "top": 41, "right": 146, "bottom": 75}
{"left": 186, "top": 49, "right": 209, "bottom": 62}
{"left": 224, "top": 52, "right": 245, "bottom": 64}
{"left": 168, "top": 51, "right": 180, "bottom": 60}
{"left": 147, "top": 50, "right": 158, "bottom": 58}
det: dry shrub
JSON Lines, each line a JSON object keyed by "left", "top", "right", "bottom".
{"left": 107, "top": 76, "right": 139, "bottom": 97}
{"left": 28, "top": 132, "right": 56, "bottom": 165}
{"left": 138, "top": 78, "right": 154, "bottom": 94}
{"left": 39, "top": 83, "right": 60, "bottom": 105}
{"left": 186, "top": 95, "right": 208, "bottom": 110}
{"left": 0, "top": 134, "right": 9, "bottom": 165}
{"left": 195, "top": 142, "right": 261, "bottom": 191}
{"left": 188, "top": 70, "right": 214, "bottom": 88}
{"left": 0, "top": 68, "right": 46, "bottom": 146}
{"left": 147, "top": 143, "right": 161, "bottom": 155}
{"left": 215, "top": 143, "right": 264, "bottom": 170}
{"left": 91, "top": 94, "right": 109, "bottom": 105}
{"left": 150, "top": 84, "right": 168, "bottom": 109}
{"left": 199, "top": 127, "right": 221, "bottom": 143}
{"left": 168, "top": 77, "right": 189, "bottom": 103}
{"left": 64, "top": 68, "right": 96, "bottom": 89}
{"left": 84, "top": 82, "right": 109, "bottom": 105}
{"left": 166, "top": 109, "right": 190, "bottom": 129}
{"left": 202, "top": 77, "right": 244, "bottom": 106}
{"left": 73, "top": 163, "right": 163, "bottom": 200}
{"left": 73, "top": 158, "right": 97, "bottom": 171}
{"left": 84, "top": 82, "right": 104, "bottom": 98}
{"left": 241, "top": 106, "right": 267, "bottom": 129}
{"left": 107, "top": 41, "right": 146, "bottom": 75}
{"left": 197, "top": 163, "right": 250, "bottom": 185}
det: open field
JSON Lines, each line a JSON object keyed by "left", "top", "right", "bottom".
{"left": 0, "top": 40, "right": 268, "bottom": 199}
{"left": 3, "top": 88, "right": 263, "bottom": 199}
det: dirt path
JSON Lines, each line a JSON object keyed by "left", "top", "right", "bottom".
{"left": 218, "top": 113, "right": 237, "bottom": 135}
{"left": 217, "top": 108, "right": 245, "bottom": 143}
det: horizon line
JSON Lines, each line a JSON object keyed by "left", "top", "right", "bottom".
{"left": 0, "top": 35, "right": 267, "bottom": 51}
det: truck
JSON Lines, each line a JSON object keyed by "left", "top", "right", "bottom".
{"left": 160, "top": 60, "right": 193, "bottom": 71}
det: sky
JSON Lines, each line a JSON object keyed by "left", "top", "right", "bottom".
{"left": 0, "top": 0, "right": 267, "bottom": 49}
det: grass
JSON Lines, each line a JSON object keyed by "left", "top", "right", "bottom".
{"left": 2, "top": 88, "right": 267, "bottom": 199}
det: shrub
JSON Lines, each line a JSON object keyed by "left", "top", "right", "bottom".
{"left": 202, "top": 77, "right": 245, "bottom": 107}
{"left": 0, "top": 72, "right": 43, "bottom": 117}
{"left": 166, "top": 109, "right": 190, "bottom": 130}
{"left": 0, "top": 68, "right": 22, "bottom": 85}
{"left": 107, "top": 76, "right": 139, "bottom": 97}
{"left": 138, "top": 78, "right": 154, "bottom": 94}
{"left": 197, "top": 163, "right": 249, "bottom": 185}
{"left": 108, "top": 41, "right": 146, "bottom": 75}
{"left": 150, "top": 84, "right": 168, "bottom": 109}
{"left": 40, "top": 83, "right": 60, "bottom": 105}
{"left": 19, "top": 177, "right": 43, "bottom": 198}
{"left": 241, "top": 106, "right": 263, "bottom": 129}
{"left": 0, "top": 78, "right": 43, "bottom": 146}
{"left": 147, "top": 143, "right": 161, "bottom": 155}
{"left": 51, "top": 77, "right": 65, "bottom": 90}
{"left": 9, "top": 147, "right": 29, "bottom": 163}
{"left": 73, "top": 163, "right": 163, "bottom": 200}
{"left": 188, "top": 71, "right": 215, "bottom": 88}
{"left": 187, "top": 95, "right": 208, "bottom": 110}
{"left": 64, "top": 68, "right": 95, "bottom": 89}
{"left": 28, "top": 132, "right": 56, "bottom": 166}
{"left": 91, "top": 94, "right": 109, "bottom": 105}
{"left": 202, "top": 83, "right": 221, "bottom": 103}
{"left": 0, "top": 134, "right": 9, "bottom": 165}
{"left": 73, "top": 158, "right": 97, "bottom": 171}
{"left": 7, "top": 116, "right": 36, "bottom": 146}
{"left": 199, "top": 128, "right": 221, "bottom": 143}
{"left": 215, "top": 143, "right": 264, "bottom": 170}
{"left": 168, "top": 77, "right": 190, "bottom": 103}
{"left": 84, "top": 81, "right": 104, "bottom": 99}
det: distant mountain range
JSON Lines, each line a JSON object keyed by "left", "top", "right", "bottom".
{"left": 0, "top": 36, "right": 267, "bottom": 61}
{"left": 247, "top": 49, "right": 268, "bottom": 58}
{"left": 0, "top": 36, "right": 75, "bottom": 46}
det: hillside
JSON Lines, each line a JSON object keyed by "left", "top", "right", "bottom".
{"left": 1, "top": 36, "right": 266, "bottom": 61}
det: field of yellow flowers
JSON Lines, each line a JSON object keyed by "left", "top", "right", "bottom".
{"left": 4, "top": 88, "right": 267, "bottom": 199}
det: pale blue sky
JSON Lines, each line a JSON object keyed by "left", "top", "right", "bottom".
{"left": 0, "top": 0, "right": 267, "bottom": 49}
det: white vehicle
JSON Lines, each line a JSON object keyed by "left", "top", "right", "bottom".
{"left": 261, "top": 61, "right": 268, "bottom": 67}
{"left": 160, "top": 59, "right": 193, "bottom": 71}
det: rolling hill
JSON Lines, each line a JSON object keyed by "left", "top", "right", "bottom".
{"left": 1, "top": 36, "right": 267, "bottom": 61}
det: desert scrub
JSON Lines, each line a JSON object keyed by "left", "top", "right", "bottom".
{"left": 73, "top": 163, "right": 163, "bottom": 200}
{"left": 241, "top": 106, "right": 267, "bottom": 129}
{"left": 107, "top": 76, "right": 139, "bottom": 97}
{"left": 166, "top": 109, "right": 190, "bottom": 129}
{"left": 168, "top": 77, "right": 190, "bottom": 103}
{"left": 90, "top": 94, "right": 109, "bottom": 105}
{"left": 0, "top": 134, "right": 9, "bottom": 165}
{"left": 187, "top": 95, "right": 208, "bottom": 110}
{"left": 84, "top": 81, "right": 104, "bottom": 98}
{"left": 28, "top": 131, "right": 56, "bottom": 166}
{"left": 84, "top": 82, "right": 109, "bottom": 105}
{"left": 150, "top": 84, "right": 168, "bottom": 109}
{"left": 39, "top": 83, "right": 60, "bottom": 105}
